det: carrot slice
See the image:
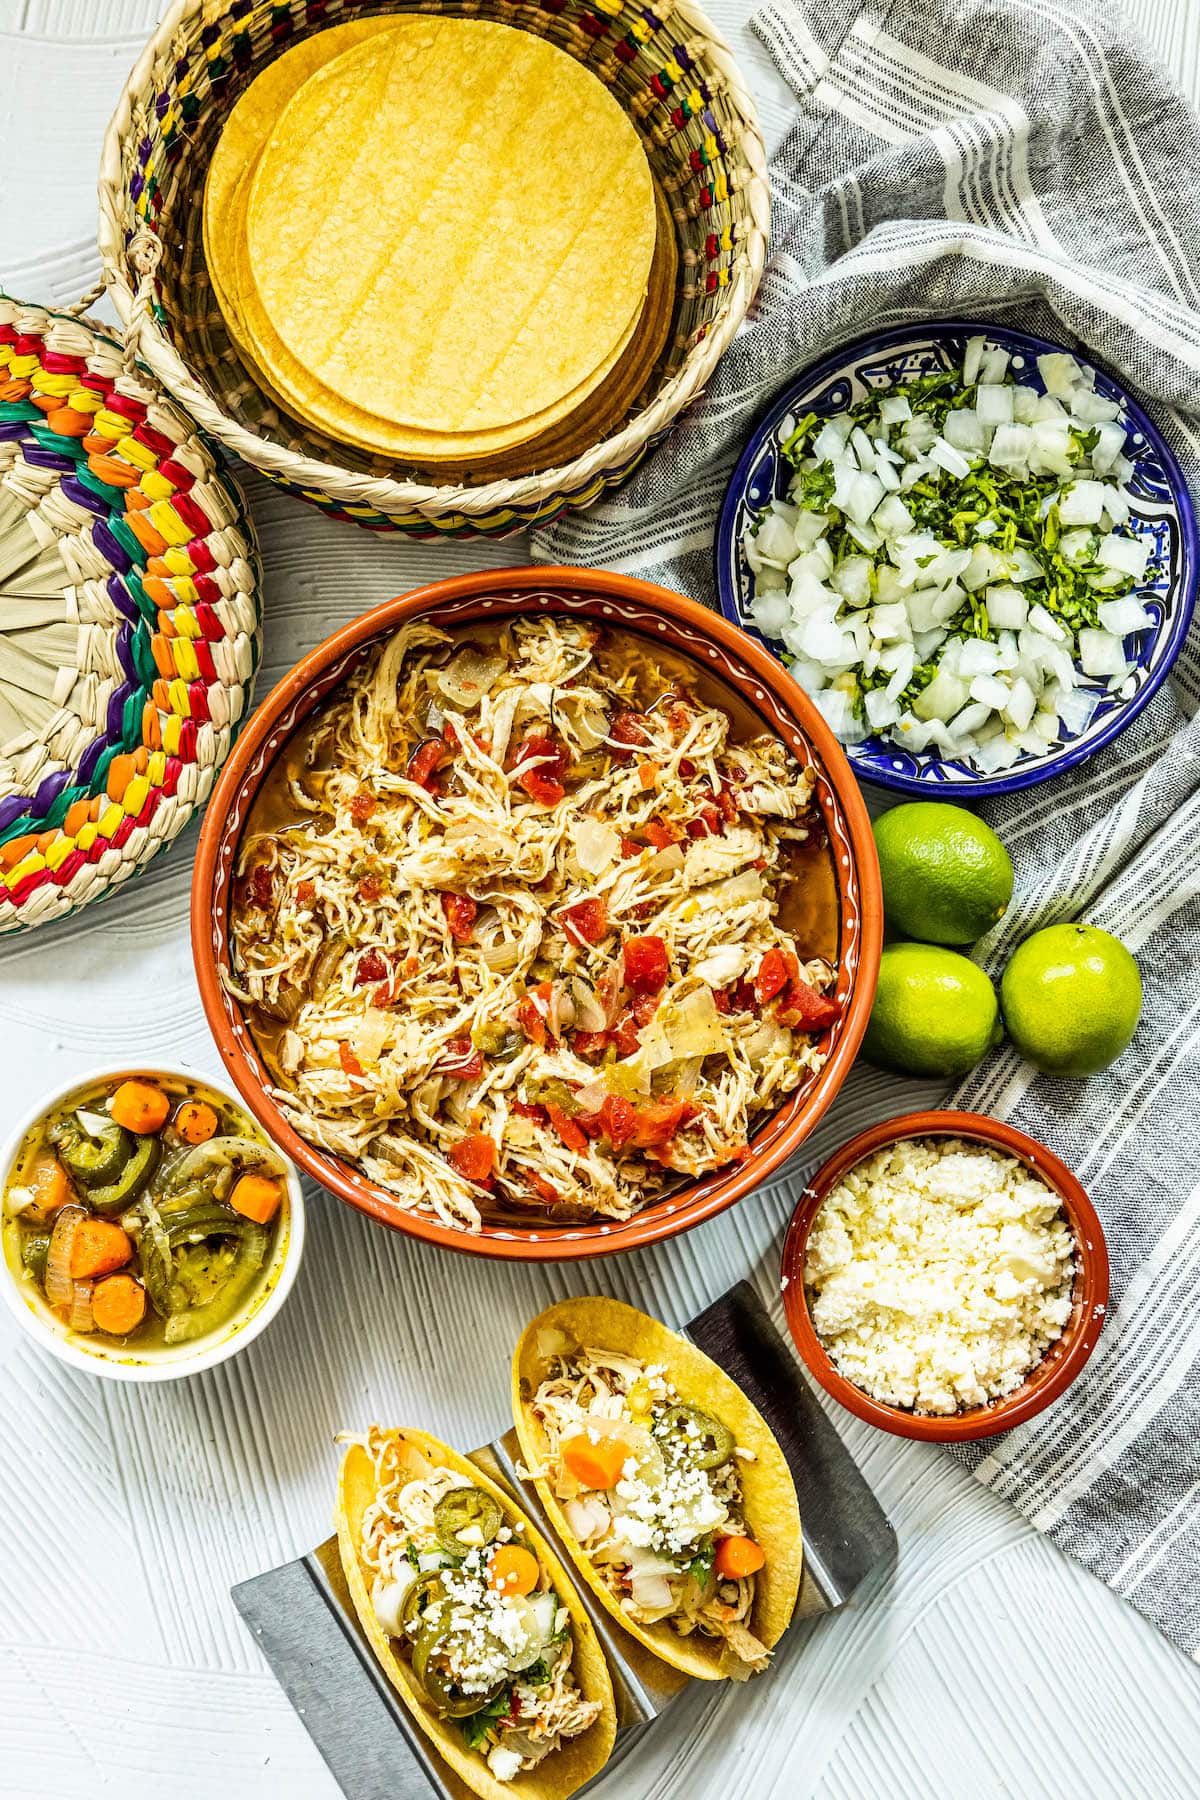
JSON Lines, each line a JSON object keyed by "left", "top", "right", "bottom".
{"left": 487, "top": 1544, "right": 540, "bottom": 1597}
{"left": 91, "top": 1274, "right": 146, "bottom": 1336}
{"left": 714, "top": 1535, "right": 765, "bottom": 1578}
{"left": 229, "top": 1173, "right": 282, "bottom": 1224}
{"left": 561, "top": 1423, "right": 634, "bottom": 1491}
{"left": 27, "top": 1155, "right": 70, "bottom": 1217}
{"left": 68, "top": 1219, "right": 132, "bottom": 1280}
{"left": 174, "top": 1100, "right": 218, "bottom": 1145}
{"left": 110, "top": 1080, "right": 170, "bottom": 1134}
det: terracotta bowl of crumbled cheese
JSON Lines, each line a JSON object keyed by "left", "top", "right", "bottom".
{"left": 780, "top": 1110, "right": 1109, "bottom": 1441}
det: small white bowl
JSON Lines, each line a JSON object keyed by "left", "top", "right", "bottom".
{"left": 0, "top": 1061, "right": 305, "bottom": 1382}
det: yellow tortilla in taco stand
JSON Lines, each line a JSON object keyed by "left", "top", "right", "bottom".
{"left": 512, "top": 1298, "right": 803, "bottom": 1682}
{"left": 336, "top": 1427, "right": 615, "bottom": 1800}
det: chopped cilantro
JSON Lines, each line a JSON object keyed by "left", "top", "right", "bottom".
{"left": 459, "top": 1689, "right": 512, "bottom": 1752}
{"left": 687, "top": 1537, "right": 716, "bottom": 1584}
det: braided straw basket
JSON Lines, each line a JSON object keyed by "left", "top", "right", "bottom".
{"left": 97, "top": 0, "right": 769, "bottom": 538}
{"left": 0, "top": 296, "right": 262, "bottom": 932}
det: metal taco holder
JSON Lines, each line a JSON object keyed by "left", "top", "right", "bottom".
{"left": 232, "top": 1282, "right": 896, "bottom": 1800}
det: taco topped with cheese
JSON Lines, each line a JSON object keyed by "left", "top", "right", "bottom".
{"left": 337, "top": 1427, "right": 615, "bottom": 1799}
{"left": 512, "top": 1298, "right": 803, "bottom": 1681}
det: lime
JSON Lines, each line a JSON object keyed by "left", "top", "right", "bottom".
{"left": 873, "top": 801, "right": 1014, "bottom": 946}
{"left": 1000, "top": 923, "right": 1142, "bottom": 1077}
{"left": 863, "top": 941, "right": 1004, "bottom": 1078}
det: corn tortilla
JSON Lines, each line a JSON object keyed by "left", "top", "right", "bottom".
{"left": 202, "top": 16, "right": 402, "bottom": 332}
{"left": 204, "top": 18, "right": 643, "bottom": 458}
{"left": 227, "top": 166, "right": 673, "bottom": 469}
{"left": 336, "top": 1428, "right": 616, "bottom": 1800}
{"left": 511, "top": 1298, "right": 804, "bottom": 1682}
{"left": 245, "top": 19, "right": 656, "bottom": 435}
{"left": 228, "top": 156, "right": 648, "bottom": 459}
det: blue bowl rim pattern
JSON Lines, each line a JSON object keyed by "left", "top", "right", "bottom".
{"left": 714, "top": 319, "right": 1199, "bottom": 797}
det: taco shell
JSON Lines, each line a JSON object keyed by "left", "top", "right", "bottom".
{"left": 336, "top": 1427, "right": 616, "bottom": 1800}
{"left": 511, "top": 1298, "right": 803, "bottom": 1681}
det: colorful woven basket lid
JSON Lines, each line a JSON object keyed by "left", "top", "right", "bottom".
{"left": 0, "top": 295, "right": 263, "bottom": 931}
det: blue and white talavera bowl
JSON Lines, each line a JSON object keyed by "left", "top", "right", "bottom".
{"left": 715, "top": 321, "right": 1198, "bottom": 797}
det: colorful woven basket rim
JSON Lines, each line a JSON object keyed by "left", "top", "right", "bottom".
{"left": 0, "top": 293, "right": 263, "bottom": 931}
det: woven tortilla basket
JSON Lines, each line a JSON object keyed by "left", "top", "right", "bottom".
{"left": 97, "top": 0, "right": 769, "bottom": 538}
{"left": 0, "top": 295, "right": 262, "bottom": 932}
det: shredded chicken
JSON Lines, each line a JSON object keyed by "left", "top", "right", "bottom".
{"left": 525, "top": 1343, "right": 772, "bottom": 1677}
{"left": 228, "top": 615, "right": 838, "bottom": 1231}
{"left": 354, "top": 1427, "right": 602, "bottom": 1775}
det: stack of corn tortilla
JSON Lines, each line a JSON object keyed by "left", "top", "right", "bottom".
{"left": 203, "top": 16, "right": 672, "bottom": 475}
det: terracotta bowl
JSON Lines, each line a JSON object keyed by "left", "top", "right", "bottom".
{"left": 192, "top": 566, "right": 882, "bottom": 1260}
{"left": 780, "top": 1110, "right": 1110, "bottom": 1441}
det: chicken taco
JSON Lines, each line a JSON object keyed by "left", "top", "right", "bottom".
{"left": 512, "top": 1298, "right": 803, "bottom": 1680}
{"left": 336, "top": 1427, "right": 616, "bottom": 1798}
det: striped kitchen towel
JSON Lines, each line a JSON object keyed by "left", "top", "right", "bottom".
{"left": 536, "top": 0, "right": 1200, "bottom": 1657}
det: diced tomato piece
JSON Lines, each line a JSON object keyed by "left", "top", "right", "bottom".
{"left": 729, "top": 977, "right": 758, "bottom": 1014}
{"left": 562, "top": 896, "right": 609, "bottom": 947}
{"left": 572, "top": 1029, "right": 609, "bottom": 1060}
{"left": 436, "top": 1038, "right": 484, "bottom": 1079}
{"left": 338, "top": 1041, "right": 364, "bottom": 1078}
{"left": 754, "top": 947, "right": 790, "bottom": 1005}
{"left": 512, "top": 1098, "right": 547, "bottom": 1122}
{"left": 349, "top": 789, "right": 377, "bottom": 824}
{"left": 355, "top": 948, "right": 388, "bottom": 987}
{"left": 516, "top": 980, "right": 552, "bottom": 1047}
{"left": 679, "top": 757, "right": 697, "bottom": 778}
{"left": 631, "top": 991, "right": 660, "bottom": 1027}
{"left": 248, "top": 863, "right": 275, "bottom": 908}
{"left": 600, "top": 1093, "right": 636, "bottom": 1150}
{"left": 357, "top": 873, "right": 383, "bottom": 902}
{"left": 545, "top": 1101, "right": 588, "bottom": 1153}
{"left": 609, "top": 710, "right": 649, "bottom": 757}
{"left": 686, "top": 803, "right": 724, "bottom": 839}
{"left": 610, "top": 1011, "right": 643, "bottom": 1059}
{"left": 645, "top": 817, "right": 683, "bottom": 849}
{"left": 712, "top": 987, "right": 731, "bottom": 1015}
{"left": 525, "top": 1171, "right": 560, "bottom": 1208}
{"left": 441, "top": 891, "right": 477, "bottom": 943}
{"left": 597, "top": 964, "right": 623, "bottom": 1017}
{"left": 296, "top": 879, "right": 315, "bottom": 905}
{"left": 406, "top": 738, "right": 448, "bottom": 789}
{"left": 620, "top": 835, "right": 643, "bottom": 859}
{"left": 629, "top": 1097, "right": 696, "bottom": 1149}
{"left": 447, "top": 1133, "right": 496, "bottom": 1184}
{"left": 716, "top": 782, "right": 739, "bottom": 824}
{"left": 519, "top": 767, "right": 566, "bottom": 806}
{"left": 516, "top": 997, "right": 546, "bottom": 1046}
{"left": 623, "top": 934, "right": 669, "bottom": 995}
{"left": 514, "top": 734, "right": 567, "bottom": 807}
{"left": 777, "top": 979, "right": 841, "bottom": 1032}
{"left": 637, "top": 761, "right": 659, "bottom": 790}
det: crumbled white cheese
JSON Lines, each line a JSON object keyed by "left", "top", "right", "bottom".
{"left": 488, "top": 1745, "right": 523, "bottom": 1782}
{"left": 804, "top": 1137, "right": 1076, "bottom": 1414}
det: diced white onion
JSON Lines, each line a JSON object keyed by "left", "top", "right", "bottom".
{"left": 742, "top": 339, "right": 1146, "bottom": 770}
{"left": 1097, "top": 596, "right": 1153, "bottom": 635}
{"left": 1079, "top": 628, "right": 1128, "bottom": 676}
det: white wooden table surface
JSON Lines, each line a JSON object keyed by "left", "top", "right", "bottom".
{"left": 4, "top": 3, "right": 1200, "bottom": 1796}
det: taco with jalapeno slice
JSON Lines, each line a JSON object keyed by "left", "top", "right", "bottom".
{"left": 512, "top": 1298, "right": 803, "bottom": 1681}
{"left": 337, "top": 1427, "right": 616, "bottom": 1799}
